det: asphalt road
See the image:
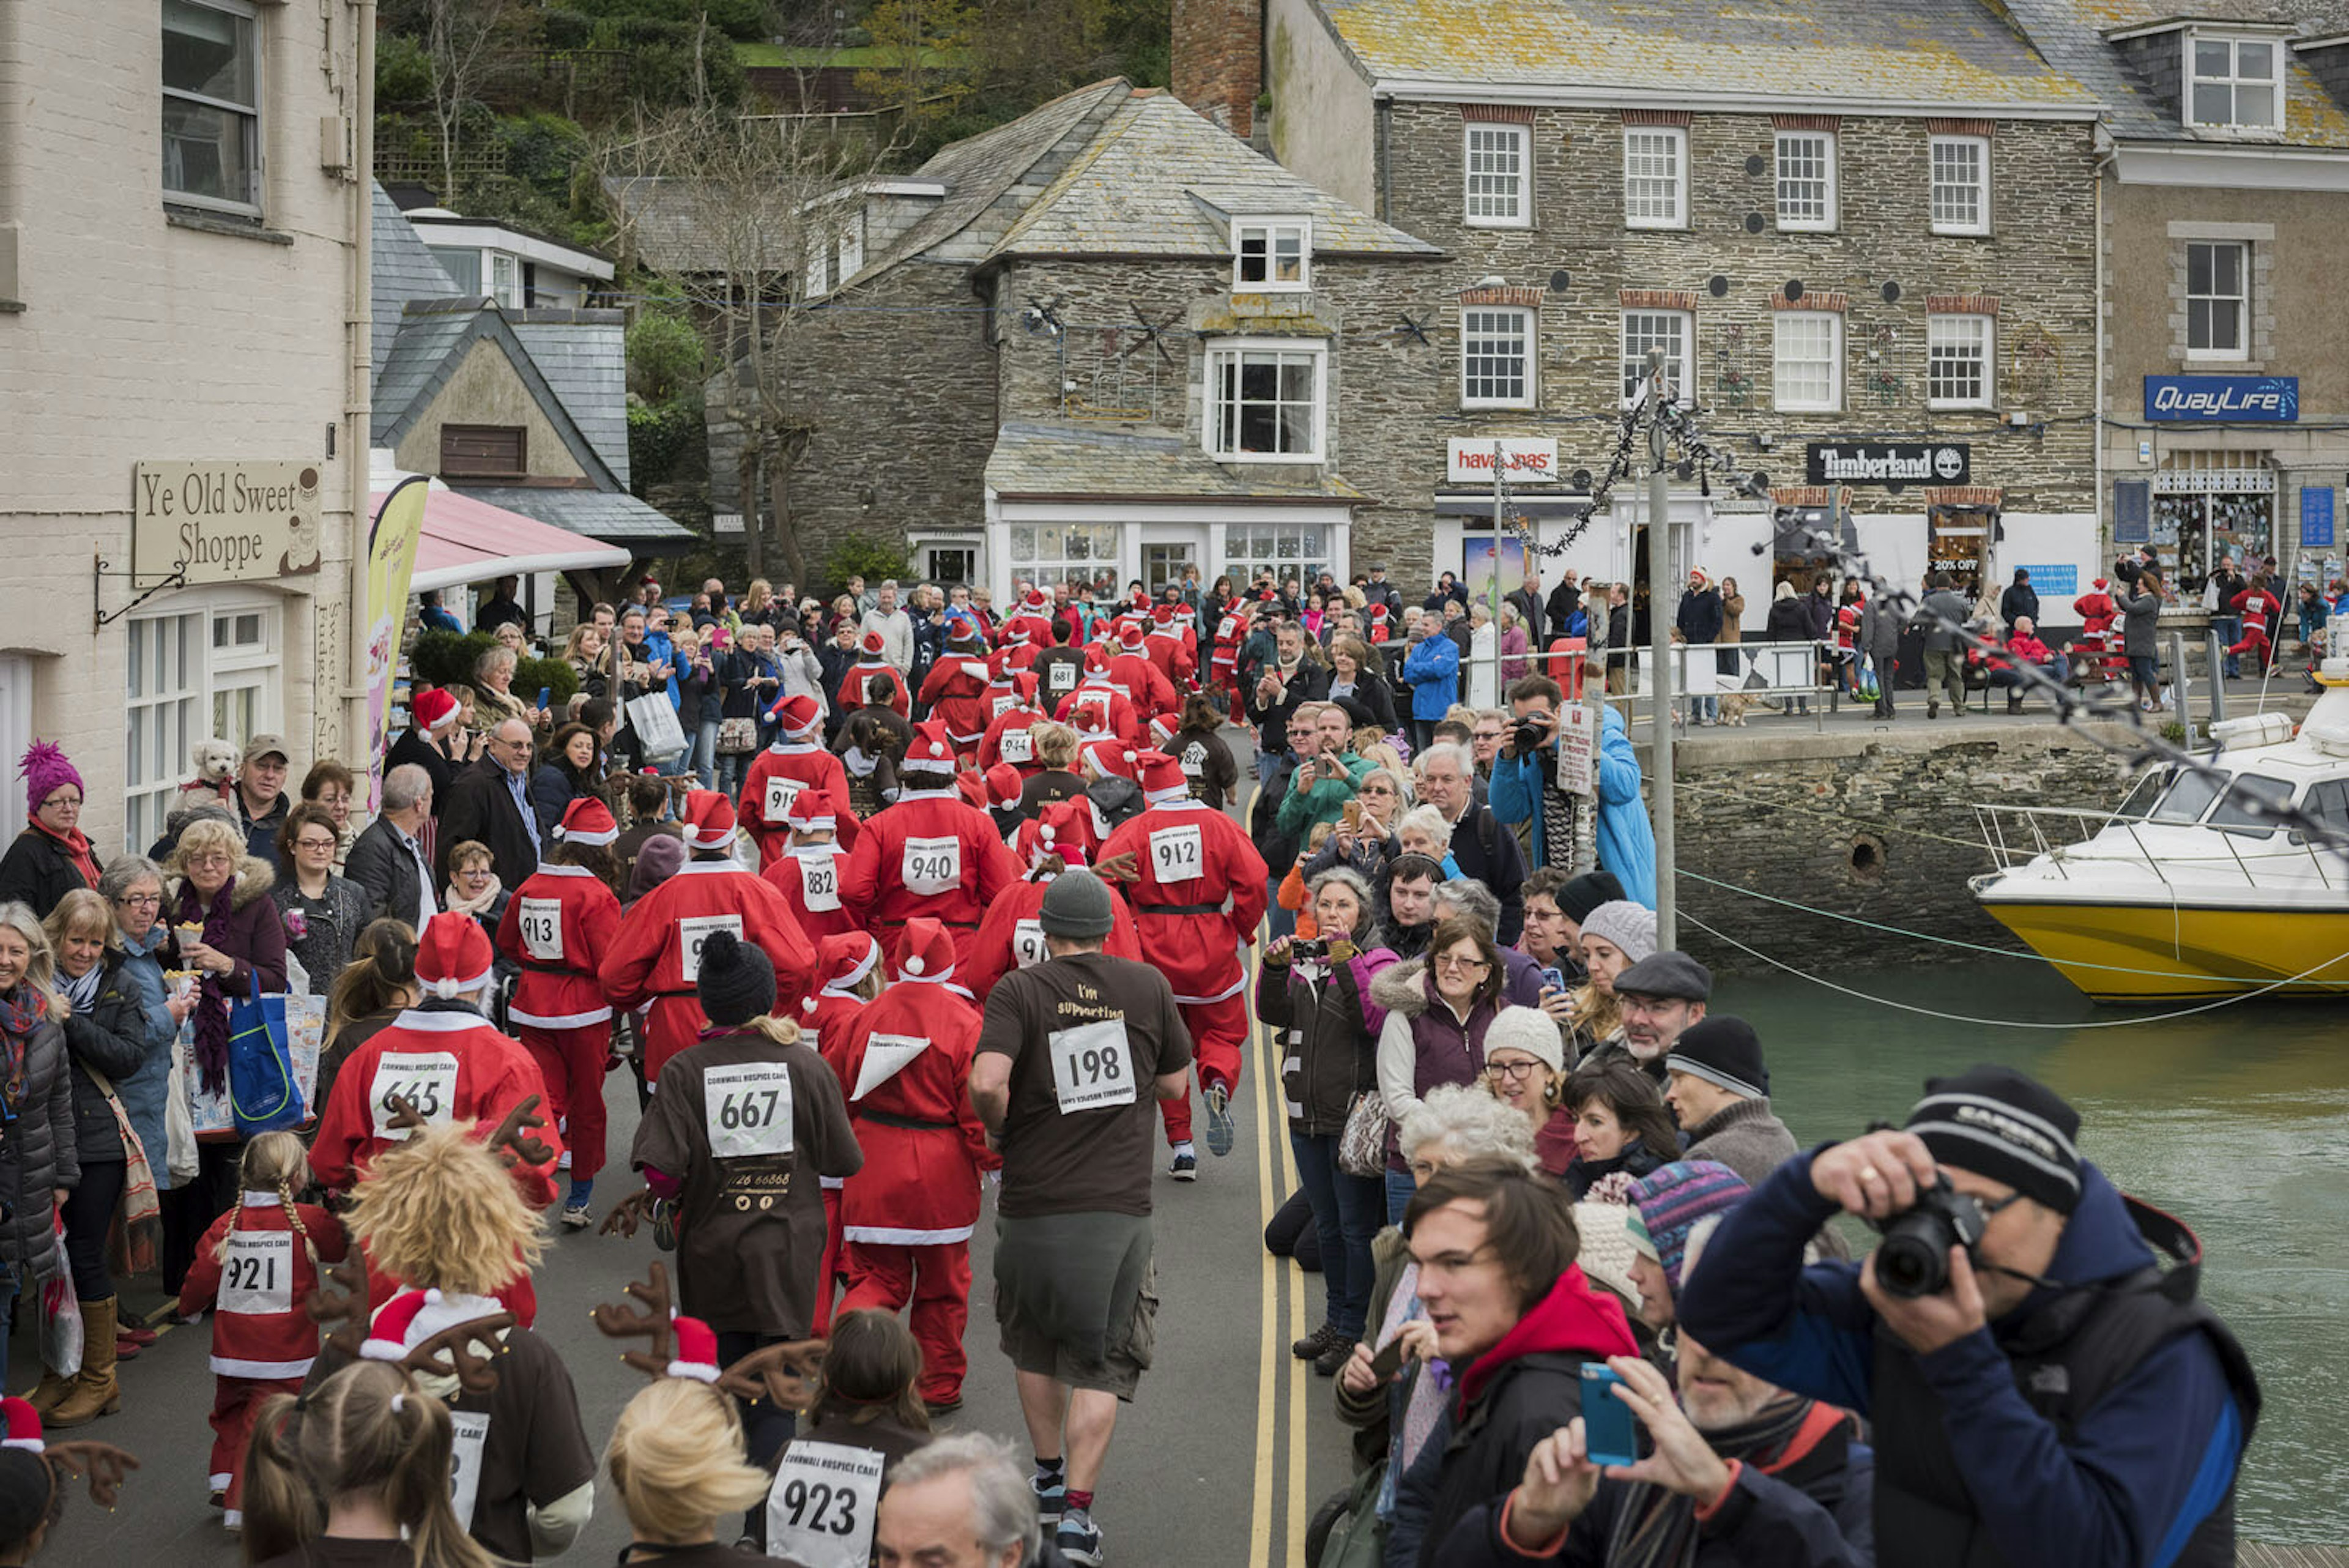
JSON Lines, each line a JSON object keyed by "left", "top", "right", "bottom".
{"left": 34, "top": 751, "right": 1356, "bottom": 1567}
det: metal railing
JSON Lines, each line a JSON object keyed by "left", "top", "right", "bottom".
{"left": 1444, "top": 640, "right": 1844, "bottom": 734}
{"left": 1972, "top": 800, "right": 2345, "bottom": 891}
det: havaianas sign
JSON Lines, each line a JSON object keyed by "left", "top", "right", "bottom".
{"left": 2143, "top": 375, "right": 2299, "bottom": 423}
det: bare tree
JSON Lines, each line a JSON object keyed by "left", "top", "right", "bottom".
{"left": 599, "top": 103, "right": 899, "bottom": 585}
{"left": 422, "top": 0, "right": 517, "bottom": 202}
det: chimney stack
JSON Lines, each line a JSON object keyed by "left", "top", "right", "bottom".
{"left": 1173, "top": 0, "right": 1263, "bottom": 139}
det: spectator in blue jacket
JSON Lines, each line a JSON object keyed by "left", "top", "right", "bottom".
{"left": 418, "top": 588, "right": 464, "bottom": 633}
{"left": 1401, "top": 609, "right": 1462, "bottom": 756}
{"left": 1679, "top": 1065, "right": 2259, "bottom": 1568}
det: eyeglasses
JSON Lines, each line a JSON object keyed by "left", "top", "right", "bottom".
{"left": 296, "top": 836, "right": 339, "bottom": 852}
{"left": 117, "top": 893, "right": 163, "bottom": 908}
{"left": 1433, "top": 954, "right": 1491, "bottom": 973}
{"left": 40, "top": 794, "right": 82, "bottom": 811}
{"left": 184, "top": 852, "right": 234, "bottom": 868}
{"left": 1488, "top": 1059, "right": 1545, "bottom": 1081}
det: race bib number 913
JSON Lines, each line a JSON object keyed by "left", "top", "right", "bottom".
{"left": 518, "top": 896, "right": 564, "bottom": 962}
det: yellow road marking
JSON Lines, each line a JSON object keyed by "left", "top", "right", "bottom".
{"left": 1277, "top": 1087, "right": 1308, "bottom": 1567}
{"left": 1249, "top": 945, "right": 1280, "bottom": 1568}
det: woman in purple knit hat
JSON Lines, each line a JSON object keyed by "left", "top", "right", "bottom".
{"left": 0, "top": 741, "right": 103, "bottom": 918}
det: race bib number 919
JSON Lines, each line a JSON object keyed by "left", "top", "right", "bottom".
{"left": 678, "top": 914, "right": 745, "bottom": 982}
{"left": 763, "top": 775, "right": 804, "bottom": 825}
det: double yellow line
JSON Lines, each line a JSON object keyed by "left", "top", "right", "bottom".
{"left": 1247, "top": 951, "right": 1310, "bottom": 1567}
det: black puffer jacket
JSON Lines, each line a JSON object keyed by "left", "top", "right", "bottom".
{"left": 0, "top": 992, "right": 80, "bottom": 1280}
{"left": 0, "top": 828, "right": 93, "bottom": 920}
{"left": 60, "top": 952, "right": 147, "bottom": 1164}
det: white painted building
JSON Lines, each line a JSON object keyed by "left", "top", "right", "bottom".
{"left": 0, "top": 0, "right": 373, "bottom": 849}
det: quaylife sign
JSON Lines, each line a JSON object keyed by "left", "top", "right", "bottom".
{"left": 134, "top": 460, "right": 324, "bottom": 587}
{"left": 1805, "top": 442, "right": 1970, "bottom": 486}
{"left": 2143, "top": 375, "right": 2299, "bottom": 423}
{"left": 1446, "top": 437, "right": 1559, "bottom": 485}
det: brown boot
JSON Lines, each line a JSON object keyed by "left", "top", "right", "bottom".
{"left": 23, "top": 1366, "right": 75, "bottom": 1415}
{"left": 47, "top": 1297, "right": 121, "bottom": 1428}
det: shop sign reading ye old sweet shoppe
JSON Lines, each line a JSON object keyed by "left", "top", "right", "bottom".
{"left": 133, "top": 460, "right": 324, "bottom": 587}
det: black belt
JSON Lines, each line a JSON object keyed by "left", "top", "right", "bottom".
{"left": 859, "top": 1109, "right": 956, "bottom": 1132}
{"left": 520, "top": 958, "right": 574, "bottom": 973}
{"left": 1137, "top": 902, "right": 1221, "bottom": 916}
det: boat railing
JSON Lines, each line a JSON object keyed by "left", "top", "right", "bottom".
{"left": 1972, "top": 801, "right": 2345, "bottom": 891}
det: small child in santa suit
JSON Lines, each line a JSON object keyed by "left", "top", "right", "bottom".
{"left": 176, "top": 1131, "right": 346, "bottom": 1528}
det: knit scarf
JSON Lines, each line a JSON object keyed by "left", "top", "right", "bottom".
{"left": 28, "top": 816, "right": 102, "bottom": 893}
{"left": 1538, "top": 765, "right": 1578, "bottom": 874}
{"left": 1604, "top": 1395, "right": 1844, "bottom": 1568}
{"left": 0, "top": 983, "right": 45, "bottom": 1105}
{"left": 59, "top": 960, "right": 102, "bottom": 1014}
{"left": 175, "top": 876, "right": 237, "bottom": 1095}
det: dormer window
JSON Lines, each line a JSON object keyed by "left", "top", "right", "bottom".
{"left": 2188, "top": 35, "right": 2282, "bottom": 130}
{"left": 1234, "top": 218, "right": 1310, "bottom": 291}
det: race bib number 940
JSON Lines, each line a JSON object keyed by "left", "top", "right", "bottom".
{"left": 1048, "top": 1017, "right": 1136, "bottom": 1115}
{"left": 766, "top": 1442, "right": 885, "bottom": 1568}
{"left": 678, "top": 914, "right": 745, "bottom": 982}
{"left": 703, "top": 1061, "right": 794, "bottom": 1159}
{"left": 1149, "top": 823, "right": 1204, "bottom": 883}
{"left": 221, "top": 1231, "right": 294, "bottom": 1315}
{"left": 902, "top": 836, "right": 960, "bottom": 896}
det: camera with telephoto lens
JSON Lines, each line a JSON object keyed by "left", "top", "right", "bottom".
{"left": 1868, "top": 1176, "right": 1991, "bottom": 1298}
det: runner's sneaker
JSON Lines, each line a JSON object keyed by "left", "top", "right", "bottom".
{"left": 560, "top": 1201, "right": 593, "bottom": 1231}
{"left": 1056, "top": 1507, "right": 1104, "bottom": 1566}
{"left": 1203, "top": 1081, "right": 1236, "bottom": 1157}
{"left": 1033, "top": 1471, "right": 1066, "bottom": 1527}
{"left": 1169, "top": 1146, "right": 1198, "bottom": 1182}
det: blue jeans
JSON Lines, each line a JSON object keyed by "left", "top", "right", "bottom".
{"left": 1384, "top": 1165, "right": 1417, "bottom": 1227}
{"left": 689, "top": 718, "right": 720, "bottom": 789}
{"left": 1290, "top": 1131, "right": 1383, "bottom": 1336}
{"left": 715, "top": 744, "right": 748, "bottom": 797}
{"left": 1265, "top": 874, "right": 1296, "bottom": 943}
{"left": 1254, "top": 750, "right": 1285, "bottom": 789}
{"left": 2215, "top": 617, "right": 2243, "bottom": 677}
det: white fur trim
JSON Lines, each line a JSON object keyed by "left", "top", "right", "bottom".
{"left": 531, "top": 863, "right": 597, "bottom": 880}
{"left": 510, "top": 1003, "right": 614, "bottom": 1028}
{"left": 558, "top": 825, "right": 618, "bottom": 847}
{"left": 841, "top": 1224, "right": 974, "bottom": 1245}
{"left": 667, "top": 1360, "right": 722, "bottom": 1384}
{"left": 423, "top": 965, "right": 494, "bottom": 999}
{"left": 390, "top": 1007, "right": 495, "bottom": 1033}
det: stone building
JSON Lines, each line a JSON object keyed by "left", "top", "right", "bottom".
{"left": 2006, "top": 0, "right": 2349, "bottom": 600}
{"left": 1217, "top": 0, "right": 2110, "bottom": 623}
{"left": 697, "top": 79, "right": 1443, "bottom": 600}
{"left": 0, "top": 0, "right": 372, "bottom": 847}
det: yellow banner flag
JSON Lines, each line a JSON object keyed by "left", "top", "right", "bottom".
{"left": 362, "top": 477, "right": 428, "bottom": 813}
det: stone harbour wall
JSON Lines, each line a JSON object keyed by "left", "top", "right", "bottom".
{"left": 1660, "top": 724, "right": 2137, "bottom": 976}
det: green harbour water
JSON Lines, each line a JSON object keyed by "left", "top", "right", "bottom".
{"left": 1718, "top": 960, "right": 2349, "bottom": 1544}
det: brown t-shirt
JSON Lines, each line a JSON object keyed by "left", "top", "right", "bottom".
{"left": 634, "top": 1030, "right": 863, "bottom": 1337}
{"left": 976, "top": 951, "right": 1192, "bottom": 1219}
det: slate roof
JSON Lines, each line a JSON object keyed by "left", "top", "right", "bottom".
{"left": 452, "top": 486, "right": 699, "bottom": 548}
{"left": 370, "top": 182, "right": 462, "bottom": 381}
{"left": 2003, "top": 0, "right": 2349, "bottom": 143}
{"left": 601, "top": 175, "right": 795, "bottom": 275}
{"left": 507, "top": 310, "right": 633, "bottom": 487}
{"left": 985, "top": 421, "right": 1370, "bottom": 502}
{"left": 1308, "top": 0, "right": 2102, "bottom": 110}
{"left": 370, "top": 299, "right": 620, "bottom": 492}
{"left": 988, "top": 91, "right": 1441, "bottom": 261}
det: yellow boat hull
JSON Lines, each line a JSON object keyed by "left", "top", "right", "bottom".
{"left": 1977, "top": 900, "right": 2349, "bottom": 1003}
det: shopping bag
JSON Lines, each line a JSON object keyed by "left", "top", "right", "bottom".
{"left": 40, "top": 1219, "right": 83, "bottom": 1377}
{"left": 228, "top": 974, "right": 303, "bottom": 1137}
{"left": 283, "top": 992, "right": 326, "bottom": 1118}
{"left": 626, "top": 691, "right": 688, "bottom": 763}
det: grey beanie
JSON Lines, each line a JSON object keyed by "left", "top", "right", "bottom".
{"left": 1579, "top": 900, "right": 1658, "bottom": 965}
{"left": 1038, "top": 867, "right": 1116, "bottom": 938}
{"left": 1482, "top": 1005, "right": 1565, "bottom": 1076}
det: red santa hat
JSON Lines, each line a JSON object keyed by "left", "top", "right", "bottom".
{"left": 1116, "top": 620, "right": 1146, "bottom": 651}
{"left": 1022, "top": 588, "right": 1049, "bottom": 612}
{"left": 785, "top": 795, "right": 837, "bottom": 833}
{"left": 1082, "top": 738, "right": 1138, "bottom": 781}
{"left": 1, "top": 1397, "right": 42, "bottom": 1451}
{"left": 894, "top": 917, "right": 957, "bottom": 983}
{"left": 806, "top": 932, "right": 882, "bottom": 1011}
{"left": 1003, "top": 623, "right": 1031, "bottom": 646}
{"left": 1151, "top": 603, "right": 1175, "bottom": 625}
{"left": 359, "top": 1288, "right": 436, "bottom": 1362}
{"left": 416, "top": 913, "right": 495, "bottom": 1000}
{"left": 2091, "top": 577, "right": 2109, "bottom": 590}
{"left": 905, "top": 720, "right": 957, "bottom": 770}
{"left": 984, "top": 762, "right": 1025, "bottom": 811}
{"left": 1066, "top": 705, "right": 1107, "bottom": 736}
{"left": 1083, "top": 647, "right": 1111, "bottom": 675}
{"left": 1138, "top": 749, "right": 1190, "bottom": 805}
{"left": 1148, "top": 713, "right": 1178, "bottom": 746}
{"left": 668, "top": 1315, "right": 722, "bottom": 1383}
{"left": 1014, "top": 800, "right": 1093, "bottom": 872}
{"left": 1369, "top": 603, "right": 1390, "bottom": 623}
{"left": 860, "top": 630, "right": 886, "bottom": 656}
{"left": 766, "top": 693, "right": 822, "bottom": 736}
{"left": 410, "top": 686, "right": 460, "bottom": 733}
{"left": 558, "top": 797, "right": 618, "bottom": 847}
{"left": 680, "top": 790, "right": 739, "bottom": 850}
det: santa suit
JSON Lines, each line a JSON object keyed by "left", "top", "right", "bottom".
{"left": 917, "top": 653, "right": 996, "bottom": 757}
{"left": 310, "top": 1003, "right": 565, "bottom": 1206}
{"left": 2231, "top": 587, "right": 2280, "bottom": 672}
{"left": 799, "top": 979, "right": 873, "bottom": 1337}
{"left": 998, "top": 609, "right": 1055, "bottom": 650}
{"left": 1145, "top": 615, "right": 1199, "bottom": 686}
{"left": 2073, "top": 584, "right": 2121, "bottom": 674}
{"left": 763, "top": 841, "right": 859, "bottom": 940}
{"left": 1108, "top": 647, "right": 1181, "bottom": 718}
{"left": 1098, "top": 797, "right": 1269, "bottom": 1099}
{"left": 1210, "top": 611, "right": 1246, "bottom": 702}
{"left": 494, "top": 863, "right": 622, "bottom": 1181}
{"left": 978, "top": 704, "right": 1048, "bottom": 776}
{"left": 837, "top": 974, "right": 996, "bottom": 1405}
{"left": 179, "top": 1193, "right": 348, "bottom": 1518}
{"left": 741, "top": 741, "right": 859, "bottom": 864}
{"left": 600, "top": 861, "right": 818, "bottom": 1081}
{"left": 840, "top": 782, "right": 1021, "bottom": 960}
{"left": 963, "top": 873, "right": 1143, "bottom": 1003}
{"left": 834, "top": 657, "right": 909, "bottom": 716}
{"left": 989, "top": 641, "right": 1042, "bottom": 682}
{"left": 1055, "top": 680, "right": 1145, "bottom": 747}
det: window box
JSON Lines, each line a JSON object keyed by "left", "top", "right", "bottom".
{"left": 1461, "top": 307, "right": 1535, "bottom": 409}
{"left": 1464, "top": 125, "right": 1531, "bottom": 228}
{"left": 1926, "top": 314, "right": 1995, "bottom": 409}
{"left": 1234, "top": 218, "right": 1312, "bottom": 291}
{"left": 1206, "top": 340, "right": 1326, "bottom": 463}
{"left": 1624, "top": 128, "right": 1687, "bottom": 229}
{"left": 1775, "top": 132, "right": 1836, "bottom": 231}
{"left": 1929, "top": 135, "right": 1991, "bottom": 236}
{"left": 162, "top": 0, "right": 261, "bottom": 217}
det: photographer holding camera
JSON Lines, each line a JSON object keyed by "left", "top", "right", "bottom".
{"left": 1679, "top": 1065, "right": 2259, "bottom": 1568}
{"left": 1490, "top": 674, "right": 1656, "bottom": 908}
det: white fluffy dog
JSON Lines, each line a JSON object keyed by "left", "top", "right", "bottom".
{"left": 174, "top": 738, "right": 240, "bottom": 809}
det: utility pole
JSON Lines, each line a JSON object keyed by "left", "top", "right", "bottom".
{"left": 1491, "top": 442, "right": 1508, "bottom": 708}
{"left": 1646, "top": 349, "right": 1677, "bottom": 948}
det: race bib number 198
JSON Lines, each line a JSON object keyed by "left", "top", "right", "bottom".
{"left": 1048, "top": 1017, "right": 1137, "bottom": 1114}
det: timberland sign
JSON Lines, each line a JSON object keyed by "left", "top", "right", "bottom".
{"left": 1805, "top": 442, "right": 1971, "bottom": 486}
{"left": 134, "top": 460, "right": 324, "bottom": 587}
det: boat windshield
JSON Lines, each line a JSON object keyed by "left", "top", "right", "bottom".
{"left": 2205, "top": 773, "right": 2296, "bottom": 834}
{"left": 2149, "top": 770, "right": 2224, "bottom": 824}
{"left": 2113, "top": 770, "right": 2167, "bottom": 821}
{"left": 2290, "top": 779, "right": 2349, "bottom": 847}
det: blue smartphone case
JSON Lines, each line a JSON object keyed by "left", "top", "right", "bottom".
{"left": 1581, "top": 1363, "right": 1641, "bottom": 1467}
